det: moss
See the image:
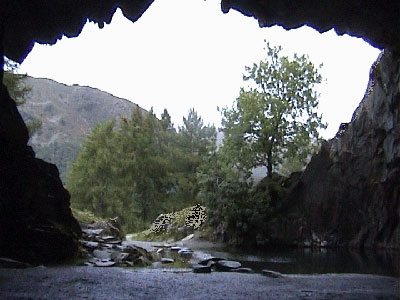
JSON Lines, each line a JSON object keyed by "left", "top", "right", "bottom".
{"left": 135, "top": 204, "right": 207, "bottom": 241}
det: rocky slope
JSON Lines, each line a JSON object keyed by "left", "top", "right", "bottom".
{"left": 279, "top": 50, "right": 400, "bottom": 250}
{"left": 18, "top": 76, "right": 144, "bottom": 182}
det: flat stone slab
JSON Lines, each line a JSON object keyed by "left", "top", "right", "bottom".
{"left": 161, "top": 258, "right": 174, "bottom": 264}
{"left": 215, "top": 260, "right": 241, "bottom": 271}
{"left": 82, "top": 241, "right": 99, "bottom": 249}
{"left": 178, "top": 249, "right": 193, "bottom": 259}
{"left": 262, "top": 270, "right": 285, "bottom": 278}
{"left": 231, "top": 267, "right": 254, "bottom": 273}
{"left": 93, "top": 260, "right": 116, "bottom": 267}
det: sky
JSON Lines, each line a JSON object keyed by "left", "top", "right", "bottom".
{"left": 19, "top": 0, "right": 381, "bottom": 139}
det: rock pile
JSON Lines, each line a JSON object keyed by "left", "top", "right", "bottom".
{"left": 80, "top": 221, "right": 152, "bottom": 268}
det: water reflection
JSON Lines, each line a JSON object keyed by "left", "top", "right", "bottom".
{"left": 200, "top": 246, "right": 399, "bottom": 277}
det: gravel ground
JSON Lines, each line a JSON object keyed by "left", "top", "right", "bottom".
{"left": 0, "top": 266, "right": 398, "bottom": 300}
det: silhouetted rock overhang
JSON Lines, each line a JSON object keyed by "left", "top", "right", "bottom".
{"left": 222, "top": 0, "right": 400, "bottom": 52}
{"left": 1, "top": 0, "right": 400, "bottom": 63}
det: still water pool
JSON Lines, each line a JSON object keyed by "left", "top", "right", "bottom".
{"left": 195, "top": 246, "right": 399, "bottom": 277}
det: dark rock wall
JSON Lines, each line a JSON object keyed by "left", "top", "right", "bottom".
{"left": 223, "top": 0, "right": 400, "bottom": 52}
{"left": 0, "top": 84, "right": 81, "bottom": 262}
{"left": 1, "top": 1, "right": 399, "bottom": 63}
{"left": 289, "top": 51, "right": 400, "bottom": 249}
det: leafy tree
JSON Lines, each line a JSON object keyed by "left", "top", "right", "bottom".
{"left": 67, "top": 106, "right": 216, "bottom": 233}
{"left": 199, "top": 43, "right": 326, "bottom": 246}
{"left": 221, "top": 43, "right": 326, "bottom": 177}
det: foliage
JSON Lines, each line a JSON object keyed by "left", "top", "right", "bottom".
{"left": 3, "top": 57, "right": 41, "bottom": 137}
{"left": 220, "top": 43, "right": 326, "bottom": 177}
{"left": 67, "top": 108, "right": 216, "bottom": 233}
{"left": 199, "top": 43, "right": 325, "bottom": 246}
{"left": 3, "top": 58, "right": 31, "bottom": 105}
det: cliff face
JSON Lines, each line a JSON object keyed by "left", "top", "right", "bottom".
{"left": 288, "top": 51, "right": 400, "bottom": 249}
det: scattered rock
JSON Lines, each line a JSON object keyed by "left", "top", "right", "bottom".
{"left": 178, "top": 249, "right": 193, "bottom": 259}
{"left": 82, "top": 241, "right": 99, "bottom": 249}
{"left": 193, "top": 264, "right": 212, "bottom": 273}
{"left": 79, "top": 220, "right": 152, "bottom": 268}
{"left": 215, "top": 260, "right": 241, "bottom": 271}
{"left": 198, "top": 256, "right": 225, "bottom": 266}
{"left": 261, "top": 270, "right": 285, "bottom": 278}
{"left": 111, "top": 252, "right": 130, "bottom": 263}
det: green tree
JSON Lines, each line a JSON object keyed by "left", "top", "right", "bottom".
{"left": 67, "top": 120, "right": 121, "bottom": 219}
{"left": 3, "top": 58, "right": 31, "bottom": 105}
{"left": 174, "top": 108, "right": 216, "bottom": 207}
{"left": 3, "top": 57, "right": 41, "bottom": 137}
{"left": 221, "top": 43, "right": 326, "bottom": 177}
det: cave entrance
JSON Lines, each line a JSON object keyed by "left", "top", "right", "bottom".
{"left": 1, "top": 0, "right": 394, "bottom": 265}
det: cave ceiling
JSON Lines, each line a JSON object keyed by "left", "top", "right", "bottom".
{"left": 0, "top": 0, "right": 399, "bottom": 63}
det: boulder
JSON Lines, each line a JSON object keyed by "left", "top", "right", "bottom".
{"left": 193, "top": 264, "right": 212, "bottom": 274}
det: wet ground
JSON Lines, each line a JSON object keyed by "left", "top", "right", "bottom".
{"left": 0, "top": 266, "right": 398, "bottom": 300}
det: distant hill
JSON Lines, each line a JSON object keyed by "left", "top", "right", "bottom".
{"left": 17, "top": 76, "right": 145, "bottom": 183}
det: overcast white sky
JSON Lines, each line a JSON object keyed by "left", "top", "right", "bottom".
{"left": 19, "top": 0, "right": 380, "bottom": 139}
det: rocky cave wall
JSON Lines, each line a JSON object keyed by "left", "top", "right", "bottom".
{"left": 0, "top": 1, "right": 399, "bottom": 262}
{"left": 282, "top": 51, "right": 400, "bottom": 250}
